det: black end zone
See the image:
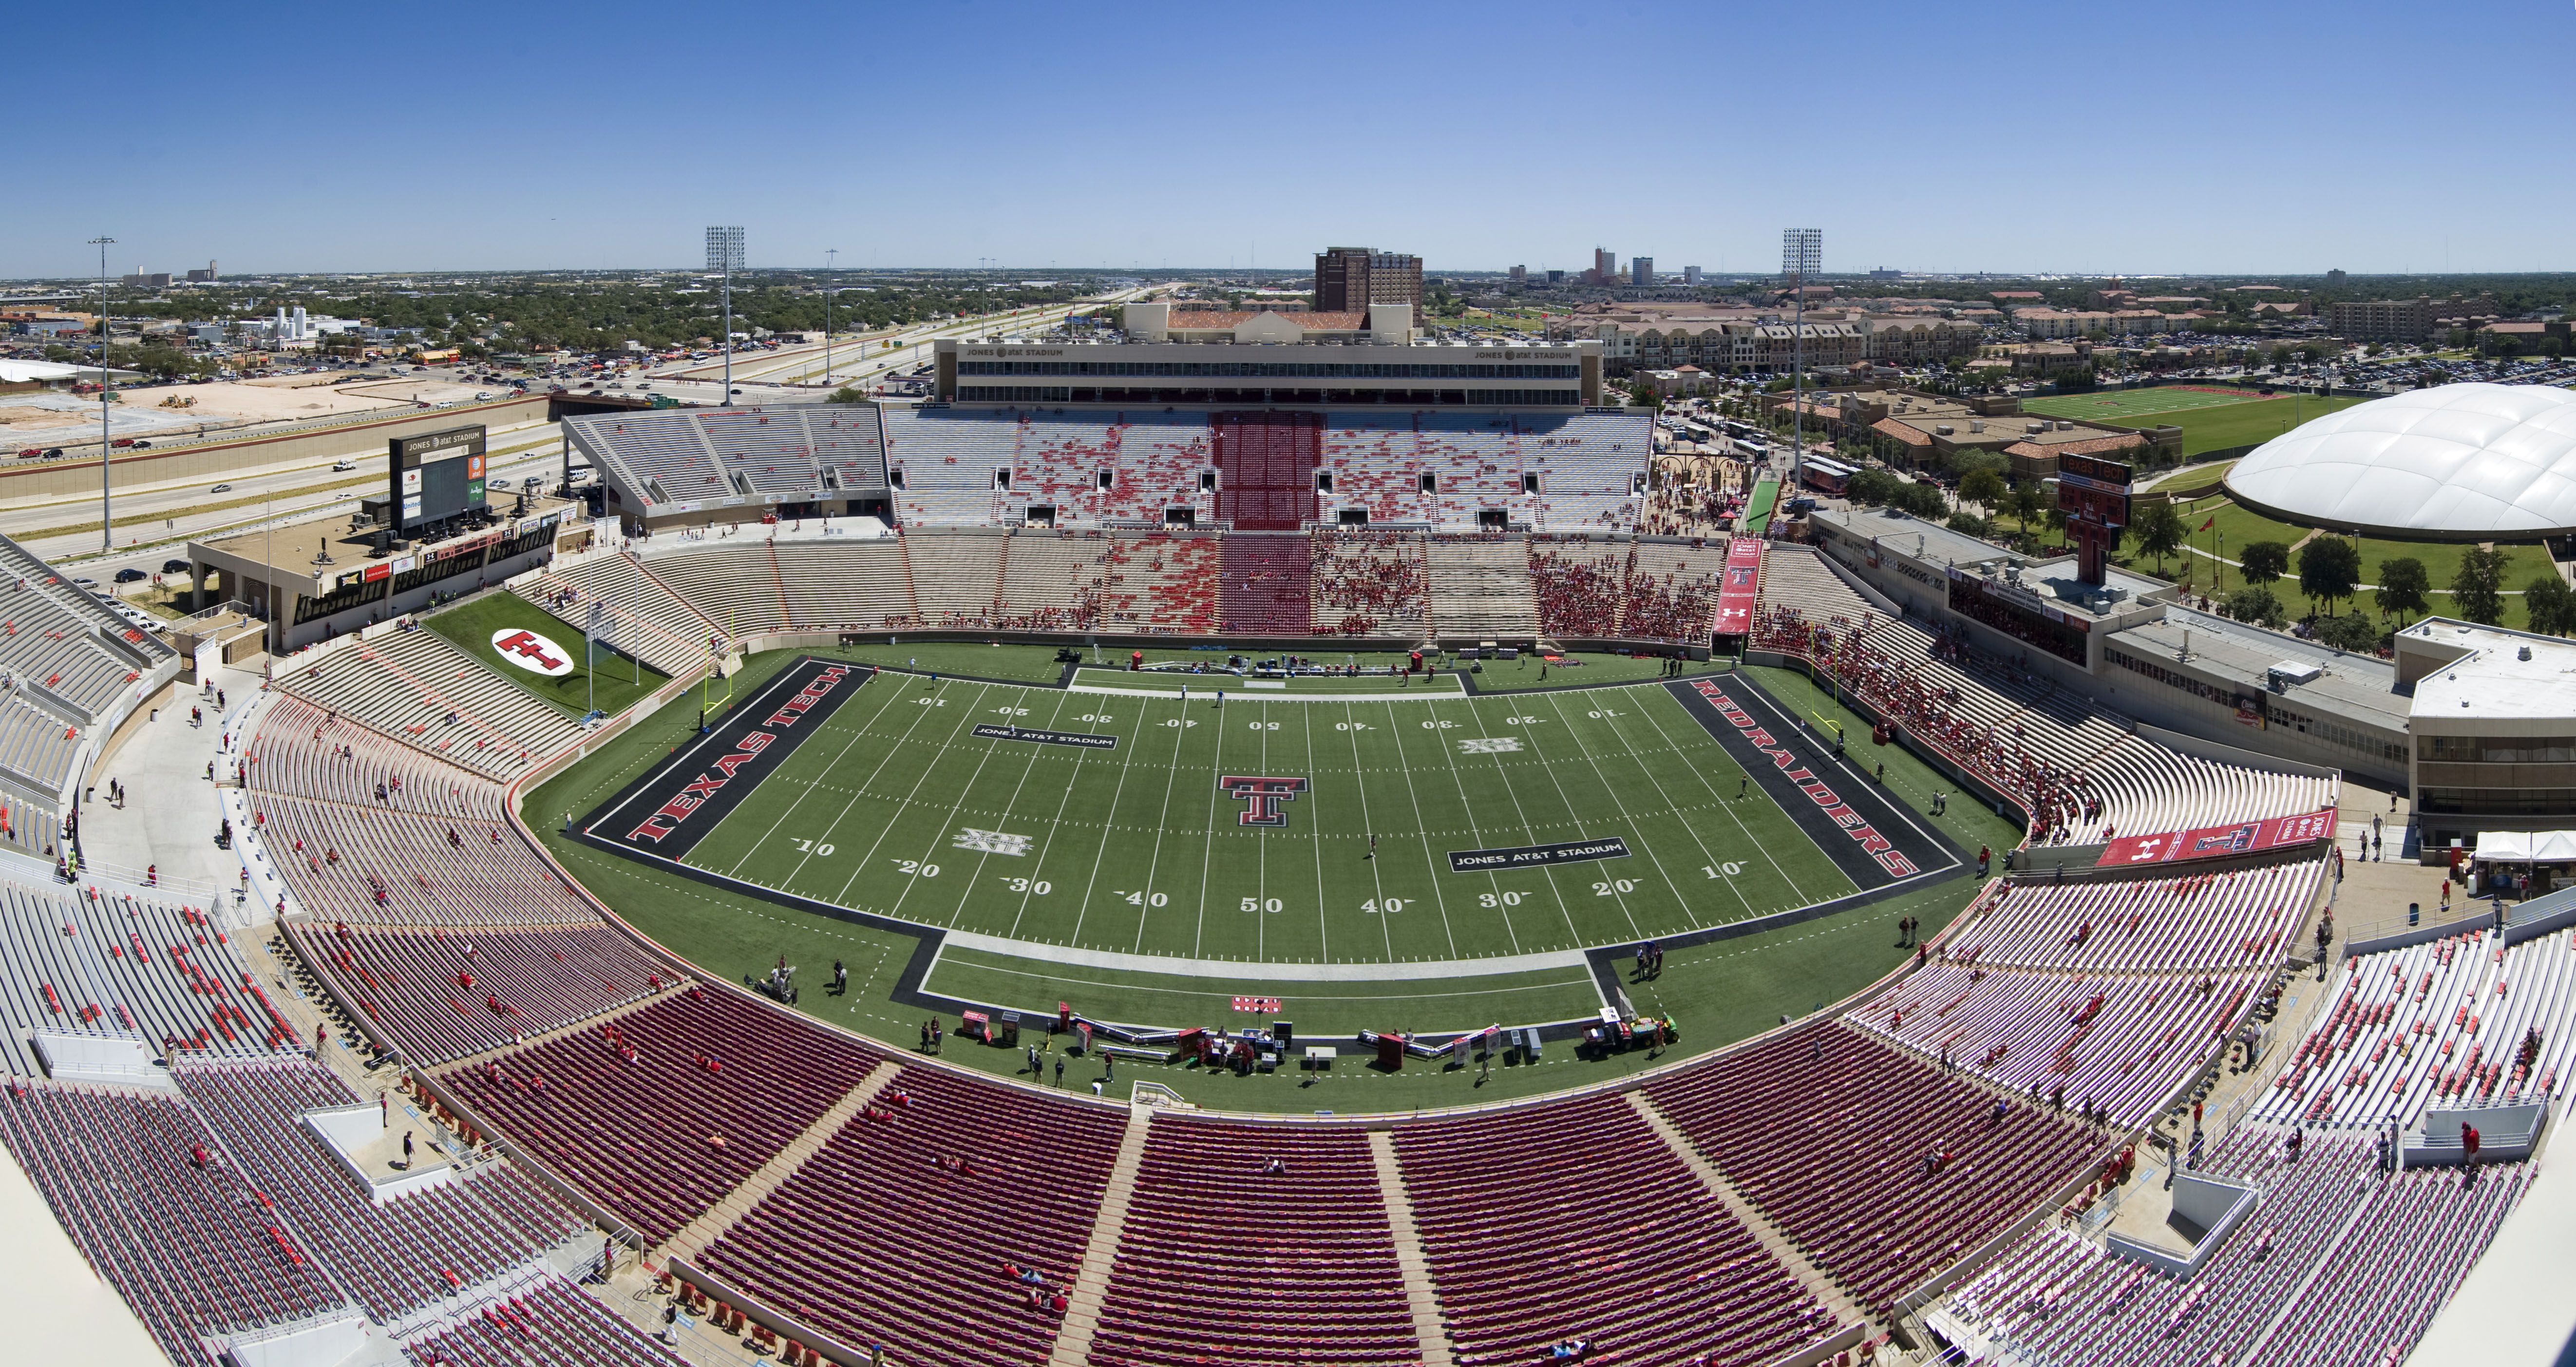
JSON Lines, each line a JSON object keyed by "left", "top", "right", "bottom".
{"left": 580, "top": 657, "right": 871, "bottom": 861}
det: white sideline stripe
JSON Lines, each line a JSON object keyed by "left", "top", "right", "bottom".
{"left": 1068, "top": 683, "right": 1458, "bottom": 703}
{"left": 939, "top": 929, "right": 1589, "bottom": 981}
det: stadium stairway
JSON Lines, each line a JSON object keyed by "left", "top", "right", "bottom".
{"left": 663, "top": 1057, "right": 902, "bottom": 1262}
{"left": 1624, "top": 1091, "right": 1867, "bottom": 1335}
{"left": 1366, "top": 1129, "right": 1459, "bottom": 1367}
{"left": 1047, "top": 1104, "right": 1155, "bottom": 1367}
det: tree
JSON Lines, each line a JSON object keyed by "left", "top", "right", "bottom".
{"left": 2008, "top": 480, "right": 2053, "bottom": 535}
{"left": 2313, "top": 611, "right": 2382, "bottom": 654}
{"left": 2526, "top": 575, "right": 2576, "bottom": 637}
{"left": 2130, "top": 499, "right": 2188, "bottom": 573}
{"left": 2297, "top": 537, "right": 2360, "bottom": 613}
{"left": 826, "top": 386, "right": 868, "bottom": 405}
{"left": 2226, "top": 585, "right": 2288, "bottom": 629}
{"left": 2451, "top": 546, "right": 2510, "bottom": 626}
{"left": 1959, "top": 468, "right": 2007, "bottom": 517}
{"left": 2375, "top": 557, "right": 2432, "bottom": 624}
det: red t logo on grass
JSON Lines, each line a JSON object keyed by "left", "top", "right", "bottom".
{"left": 1221, "top": 776, "right": 1308, "bottom": 828}
{"left": 490, "top": 628, "right": 573, "bottom": 676}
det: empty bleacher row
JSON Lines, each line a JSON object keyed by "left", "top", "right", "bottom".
{"left": 0, "top": 532, "right": 175, "bottom": 727}
{"left": 640, "top": 539, "right": 793, "bottom": 636}
{"left": 1645, "top": 1020, "right": 2105, "bottom": 1313}
{"left": 285, "top": 921, "right": 666, "bottom": 1066}
{"left": 251, "top": 695, "right": 508, "bottom": 820}
{"left": 276, "top": 628, "right": 582, "bottom": 780}
{"left": 1394, "top": 1089, "right": 1841, "bottom": 1367}
{"left": 881, "top": 406, "right": 1217, "bottom": 528}
{"left": 518, "top": 553, "right": 720, "bottom": 676}
{"left": 1425, "top": 534, "right": 1541, "bottom": 638}
{"left": 437, "top": 988, "right": 884, "bottom": 1246}
{"left": 903, "top": 528, "right": 1008, "bottom": 624}
{"left": 992, "top": 531, "right": 1113, "bottom": 632}
{"left": 777, "top": 538, "right": 916, "bottom": 630}
{"left": 1753, "top": 544, "right": 2337, "bottom": 841}
{"left": 700, "top": 1064, "right": 1127, "bottom": 1367}
{"left": 1095, "top": 1119, "right": 1417, "bottom": 1367}
{"left": 0, "top": 693, "right": 83, "bottom": 797}
{"left": 2255, "top": 923, "right": 2576, "bottom": 1128}
{"left": 1944, "top": 862, "right": 2321, "bottom": 976}
{"left": 570, "top": 409, "right": 888, "bottom": 516}
{"left": 0, "top": 879, "right": 284, "bottom": 1073}
{"left": 177, "top": 1058, "right": 588, "bottom": 1323}
{"left": 1943, "top": 1125, "right": 2527, "bottom": 1367}
{"left": 402, "top": 1275, "right": 690, "bottom": 1367}
{"left": 0, "top": 1082, "right": 354, "bottom": 1363}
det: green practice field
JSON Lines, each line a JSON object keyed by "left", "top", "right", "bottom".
{"left": 421, "top": 593, "right": 672, "bottom": 718}
{"left": 662, "top": 671, "right": 1862, "bottom": 967}
{"left": 2023, "top": 386, "right": 2270, "bottom": 422}
{"left": 1071, "top": 666, "right": 1465, "bottom": 697}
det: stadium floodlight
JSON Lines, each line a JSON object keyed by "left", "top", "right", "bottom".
{"left": 823, "top": 248, "right": 838, "bottom": 393}
{"left": 1782, "top": 229, "right": 1822, "bottom": 488}
{"left": 707, "top": 227, "right": 744, "bottom": 407}
{"left": 88, "top": 235, "right": 114, "bottom": 552}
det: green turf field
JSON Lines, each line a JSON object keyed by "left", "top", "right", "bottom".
{"left": 522, "top": 647, "right": 2017, "bottom": 1109}
{"left": 668, "top": 671, "right": 1858, "bottom": 965}
{"left": 1071, "top": 666, "right": 1465, "bottom": 697}
{"left": 421, "top": 592, "right": 672, "bottom": 718}
{"left": 2023, "top": 386, "right": 2271, "bottom": 422}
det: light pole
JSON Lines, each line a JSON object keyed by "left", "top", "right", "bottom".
{"left": 88, "top": 235, "right": 115, "bottom": 552}
{"left": 707, "top": 226, "right": 743, "bottom": 406}
{"left": 823, "top": 247, "right": 838, "bottom": 391}
{"left": 1782, "top": 229, "right": 1821, "bottom": 494}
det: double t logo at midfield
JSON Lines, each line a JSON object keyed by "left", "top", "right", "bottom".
{"left": 1221, "top": 776, "right": 1309, "bottom": 828}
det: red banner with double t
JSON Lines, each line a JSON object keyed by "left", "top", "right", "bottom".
{"left": 1712, "top": 537, "right": 1764, "bottom": 636}
{"left": 2094, "top": 811, "right": 2337, "bottom": 867}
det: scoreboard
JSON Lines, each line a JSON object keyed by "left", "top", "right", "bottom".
{"left": 389, "top": 426, "right": 488, "bottom": 535}
{"left": 2056, "top": 452, "right": 2131, "bottom": 586}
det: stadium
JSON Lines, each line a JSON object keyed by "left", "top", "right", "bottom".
{"left": 0, "top": 377, "right": 2564, "bottom": 1367}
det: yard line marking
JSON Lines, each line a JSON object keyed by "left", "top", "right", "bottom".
{"left": 726, "top": 669, "right": 916, "bottom": 887}
{"left": 830, "top": 678, "right": 988, "bottom": 905}
{"left": 1544, "top": 688, "right": 1757, "bottom": 929}
{"left": 710, "top": 665, "right": 903, "bottom": 880}
{"left": 1302, "top": 702, "right": 1331, "bottom": 963}
{"left": 1384, "top": 699, "right": 1477, "bottom": 957}
{"left": 1064, "top": 695, "right": 1152, "bottom": 949}
{"left": 1623, "top": 687, "right": 1818, "bottom": 907}
{"left": 1186, "top": 698, "right": 1230, "bottom": 959}
{"left": 946, "top": 688, "right": 1073, "bottom": 930}
{"left": 1498, "top": 694, "right": 1648, "bottom": 944}
{"left": 878, "top": 684, "right": 1023, "bottom": 920}
{"left": 1451, "top": 694, "right": 1594, "bottom": 947}
{"left": 1130, "top": 694, "right": 1193, "bottom": 955}
{"left": 1008, "top": 695, "right": 1115, "bottom": 942}
{"left": 1344, "top": 701, "right": 1394, "bottom": 962}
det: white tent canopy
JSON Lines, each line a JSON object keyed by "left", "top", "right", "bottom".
{"left": 2471, "top": 830, "right": 2576, "bottom": 863}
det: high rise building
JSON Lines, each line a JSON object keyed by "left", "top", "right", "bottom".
{"left": 1313, "top": 247, "right": 1423, "bottom": 314}
{"left": 1631, "top": 258, "right": 1655, "bottom": 288}
{"left": 186, "top": 261, "right": 217, "bottom": 282}
{"left": 1589, "top": 247, "right": 1616, "bottom": 286}
{"left": 1683, "top": 266, "right": 1701, "bottom": 286}
{"left": 2327, "top": 268, "right": 2348, "bottom": 287}
{"left": 1509, "top": 264, "right": 1528, "bottom": 284}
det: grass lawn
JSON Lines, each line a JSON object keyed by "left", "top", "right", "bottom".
{"left": 519, "top": 647, "right": 2014, "bottom": 1112}
{"left": 2024, "top": 387, "right": 2270, "bottom": 423}
{"left": 421, "top": 593, "right": 671, "bottom": 718}
{"left": 1071, "top": 665, "right": 1466, "bottom": 696}
{"left": 2150, "top": 459, "right": 2237, "bottom": 497}
{"left": 2133, "top": 502, "right": 2560, "bottom": 629}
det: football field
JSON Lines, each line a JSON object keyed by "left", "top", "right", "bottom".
{"left": 580, "top": 660, "right": 1955, "bottom": 993}
{"left": 2022, "top": 386, "right": 2270, "bottom": 422}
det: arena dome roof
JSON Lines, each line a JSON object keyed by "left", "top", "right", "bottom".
{"left": 2222, "top": 383, "right": 2576, "bottom": 540}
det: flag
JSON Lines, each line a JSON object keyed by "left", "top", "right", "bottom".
{"left": 2198, "top": 517, "right": 2215, "bottom": 532}
{"left": 585, "top": 600, "right": 619, "bottom": 656}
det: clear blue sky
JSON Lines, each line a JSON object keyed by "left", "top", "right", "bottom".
{"left": 9, "top": 0, "right": 2574, "bottom": 280}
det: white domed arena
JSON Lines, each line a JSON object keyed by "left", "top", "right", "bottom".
{"left": 2226, "top": 383, "right": 2576, "bottom": 539}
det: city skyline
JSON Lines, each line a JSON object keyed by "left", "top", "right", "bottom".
{"left": 7, "top": 0, "right": 2575, "bottom": 280}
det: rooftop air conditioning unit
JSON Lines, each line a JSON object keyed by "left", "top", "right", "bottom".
{"left": 1970, "top": 420, "right": 1985, "bottom": 433}
{"left": 2268, "top": 660, "right": 2324, "bottom": 688}
{"left": 2027, "top": 422, "right": 2045, "bottom": 434}
{"left": 1936, "top": 424, "right": 1953, "bottom": 435}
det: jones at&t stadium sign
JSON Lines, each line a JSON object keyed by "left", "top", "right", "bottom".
{"left": 492, "top": 628, "right": 576, "bottom": 677}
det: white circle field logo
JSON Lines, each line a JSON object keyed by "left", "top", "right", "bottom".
{"left": 490, "top": 627, "right": 577, "bottom": 677}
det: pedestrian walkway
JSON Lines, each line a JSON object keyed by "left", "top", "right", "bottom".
{"left": 82, "top": 664, "right": 267, "bottom": 898}
{"left": 1366, "top": 1128, "right": 1458, "bottom": 1367}
{"left": 1048, "top": 1104, "right": 1152, "bottom": 1367}
{"left": 661, "top": 1057, "right": 902, "bottom": 1260}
